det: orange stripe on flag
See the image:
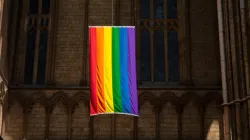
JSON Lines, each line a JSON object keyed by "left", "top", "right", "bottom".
{"left": 96, "top": 27, "right": 105, "bottom": 113}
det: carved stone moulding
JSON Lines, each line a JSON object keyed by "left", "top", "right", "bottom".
{"left": 7, "top": 90, "right": 223, "bottom": 113}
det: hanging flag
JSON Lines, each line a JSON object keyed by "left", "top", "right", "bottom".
{"left": 89, "top": 26, "right": 138, "bottom": 116}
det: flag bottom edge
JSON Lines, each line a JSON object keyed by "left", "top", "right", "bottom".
{"left": 90, "top": 112, "right": 139, "bottom": 117}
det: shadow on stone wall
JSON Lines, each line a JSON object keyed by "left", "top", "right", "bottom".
{"left": 2, "top": 91, "right": 223, "bottom": 140}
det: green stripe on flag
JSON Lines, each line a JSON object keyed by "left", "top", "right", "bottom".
{"left": 112, "top": 27, "right": 122, "bottom": 112}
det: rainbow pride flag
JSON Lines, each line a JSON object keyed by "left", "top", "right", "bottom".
{"left": 89, "top": 26, "right": 138, "bottom": 116}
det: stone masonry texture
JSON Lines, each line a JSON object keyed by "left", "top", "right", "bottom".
{"left": 3, "top": 93, "right": 224, "bottom": 139}
{"left": 3, "top": 0, "right": 227, "bottom": 139}
{"left": 27, "top": 102, "right": 46, "bottom": 140}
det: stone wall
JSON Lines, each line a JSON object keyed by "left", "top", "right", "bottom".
{"left": 2, "top": 90, "right": 223, "bottom": 140}
{"left": 0, "top": 0, "right": 9, "bottom": 80}
{"left": 3, "top": 0, "right": 225, "bottom": 139}
{"left": 54, "top": 0, "right": 85, "bottom": 85}
{"left": 190, "top": 0, "right": 221, "bottom": 86}
{"left": 11, "top": 0, "right": 221, "bottom": 87}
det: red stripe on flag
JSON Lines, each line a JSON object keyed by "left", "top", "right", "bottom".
{"left": 89, "top": 27, "right": 97, "bottom": 114}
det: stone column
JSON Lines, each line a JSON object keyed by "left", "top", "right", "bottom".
{"left": 217, "top": 0, "right": 231, "bottom": 139}
{"left": 218, "top": 0, "right": 250, "bottom": 139}
{"left": 0, "top": 83, "right": 7, "bottom": 138}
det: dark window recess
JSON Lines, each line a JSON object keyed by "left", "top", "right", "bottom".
{"left": 24, "top": 29, "right": 36, "bottom": 84}
{"left": 29, "top": 0, "right": 38, "bottom": 14}
{"left": 138, "top": 0, "right": 180, "bottom": 84}
{"left": 42, "top": 0, "right": 50, "bottom": 14}
{"left": 154, "top": 30, "right": 165, "bottom": 81}
{"left": 24, "top": 0, "right": 50, "bottom": 84}
{"left": 140, "top": 0, "right": 150, "bottom": 18}
{"left": 167, "top": 0, "right": 177, "bottom": 19}
{"left": 140, "top": 29, "right": 151, "bottom": 81}
{"left": 36, "top": 29, "right": 48, "bottom": 84}
{"left": 168, "top": 30, "right": 179, "bottom": 82}
{"left": 154, "top": 0, "right": 164, "bottom": 19}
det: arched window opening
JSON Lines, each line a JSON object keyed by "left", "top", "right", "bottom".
{"left": 24, "top": 0, "right": 50, "bottom": 84}
{"left": 138, "top": 0, "right": 179, "bottom": 84}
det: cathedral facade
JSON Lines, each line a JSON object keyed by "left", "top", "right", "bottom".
{"left": 0, "top": 0, "right": 249, "bottom": 139}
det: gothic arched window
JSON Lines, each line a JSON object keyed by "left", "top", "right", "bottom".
{"left": 24, "top": 0, "right": 50, "bottom": 84}
{"left": 138, "top": 0, "right": 180, "bottom": 84}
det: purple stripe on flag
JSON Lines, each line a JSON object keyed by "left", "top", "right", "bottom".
{"left": 128, "top": 27, "right": 138, "bottom": 115}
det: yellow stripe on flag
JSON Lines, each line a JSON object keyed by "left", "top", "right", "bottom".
{"left": 103, "top": 27, "right": 114, "bottom": 112}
